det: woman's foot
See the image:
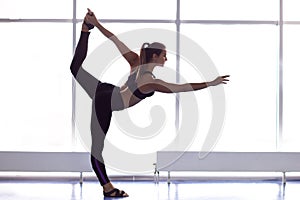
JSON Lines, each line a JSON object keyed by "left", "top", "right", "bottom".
{"left": 83, "top": 20, "right": 94, "bottom": 30}
{"left": 103, "top": 182, "right": 129, "bottom": 197}
{"left": 81, "top": 22, "right": 91, "bottom": 32}
{"left": 103, "top": 188, "right": 129, "bottom": 198}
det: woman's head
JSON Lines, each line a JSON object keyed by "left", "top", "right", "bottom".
{"left": 140, "top": 42, "right": 167, "bottom": 66}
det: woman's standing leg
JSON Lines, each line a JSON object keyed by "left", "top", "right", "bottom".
{"left": 90, "top": 97, "right": 112, "bottom": 186}
{"left": 90, "top": 87, "right": 128, "bottom": 197}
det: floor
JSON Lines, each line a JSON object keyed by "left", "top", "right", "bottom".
{"left": 0, "top": 180, "right": 299, "bottom": 200}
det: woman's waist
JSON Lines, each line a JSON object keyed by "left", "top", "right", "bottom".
{"left": 120, "top": 88, "right": 142, "bottom": 109}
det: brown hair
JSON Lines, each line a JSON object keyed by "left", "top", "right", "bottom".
{"left": 140, "top": 42, "right": 166, "bottom": 65}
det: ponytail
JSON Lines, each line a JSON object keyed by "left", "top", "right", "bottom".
{"left": 140, "top": 42, "right": 150, "bottom": 65}
{"left": 141, "top": 42, "right": 150, "bottom": 49}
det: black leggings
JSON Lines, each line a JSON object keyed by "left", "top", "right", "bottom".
{"left": 70, "top": 31, "right": 124, "bottom": 186}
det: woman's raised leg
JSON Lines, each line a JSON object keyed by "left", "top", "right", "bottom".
{"left": 70, "top": 21, "right": 98, "bottom": 98}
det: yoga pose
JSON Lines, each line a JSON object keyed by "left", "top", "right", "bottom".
{"left": 70, "top": 8, "right": 229, "bottom": 198}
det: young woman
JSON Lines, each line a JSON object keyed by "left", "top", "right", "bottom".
{"left": 70, "top": 8, "right": 229, "bottom": 198}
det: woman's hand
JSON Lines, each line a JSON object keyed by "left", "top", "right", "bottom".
{"left": 208, "top": 75, "right": 230, "bottom": 86}
{"left": 84, "top": 8, "right": 99, "bottom": 26}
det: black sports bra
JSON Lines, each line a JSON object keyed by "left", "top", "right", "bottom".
{"left": 126, "top": 70, "right": 155, "bottom": 100}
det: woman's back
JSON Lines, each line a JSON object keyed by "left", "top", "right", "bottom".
{"left": 120, "top": 67, "right": 155, "bottom": 108}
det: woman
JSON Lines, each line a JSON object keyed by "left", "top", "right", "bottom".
{"left": 70, "top": 8, "right": 229, "bottom": 198}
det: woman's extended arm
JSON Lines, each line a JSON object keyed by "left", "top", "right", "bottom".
{"left": 85, "top": 9, "right": 139, "bottom": 69}
{"left": 143, "top": 75, "right": 230, "bottom": 93}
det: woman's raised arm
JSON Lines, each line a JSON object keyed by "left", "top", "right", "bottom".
{"left": 85, "top": 9, "right": 139, "bottom": 69}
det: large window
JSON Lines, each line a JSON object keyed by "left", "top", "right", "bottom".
{"left": 0, "top": 0, "right": 299, "bottom": 175}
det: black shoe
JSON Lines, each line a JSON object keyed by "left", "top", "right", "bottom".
{"left": 103, "top": 188, "right": 128, "bottom": 198}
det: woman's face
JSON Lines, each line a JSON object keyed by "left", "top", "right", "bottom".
{"left": 155, "top": 50, "right": 167, "bottom": 66}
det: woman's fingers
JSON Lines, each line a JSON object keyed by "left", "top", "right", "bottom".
{"left": 221, "top": 75, "right": 230, "bottom": 78}
{"left": 87, "top": 8, "right": 94, "bottom": 16}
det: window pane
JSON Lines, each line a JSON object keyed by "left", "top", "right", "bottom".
{"left": 0, "top": 0, "right": 72, "bottom": 18}
{"left": 77, "top": 0, "right": 176, "bottom": 19}
{"left": 181, "top": 0, "right": 278, "bottom": 20}
{"left": 181, "top": 25, "right": 278, "bottom": 151}
{"left": 284, "top": 0, "right": 300, "bottom": 20}
{"left": 0, "top": 23, "right": 73, "bottom": 151}
{"left": 282, "top": 25, "right": 300, "bottom": 151}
